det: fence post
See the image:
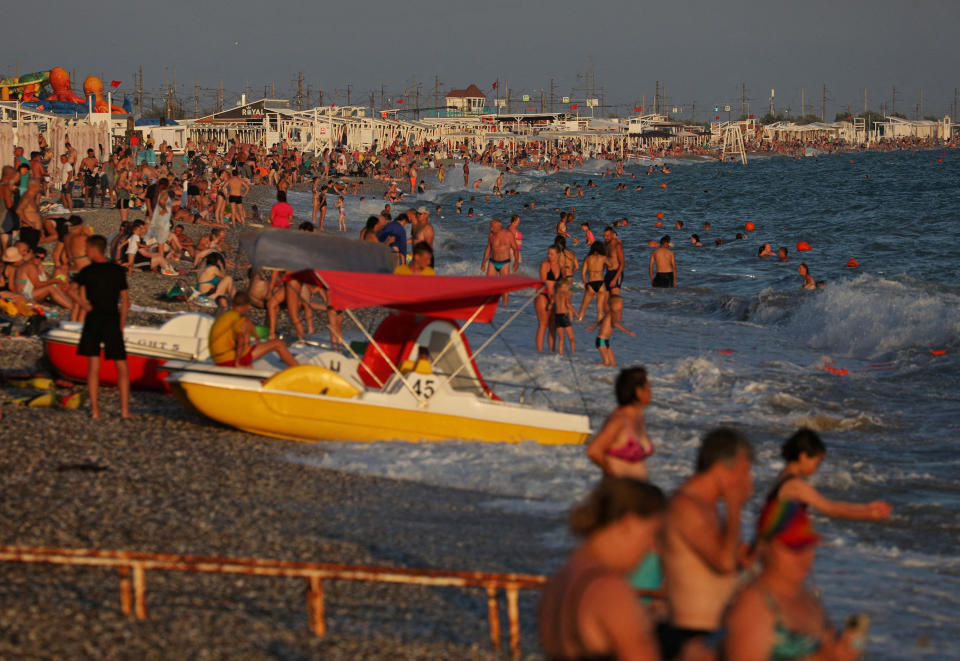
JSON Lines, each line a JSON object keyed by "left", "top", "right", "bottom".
{"left": 306, "top": 575, "right": 326, "bottom": 635}
{"left": 132, "top": 563, "right": 147, "bottom": 619}
{"left": 118, "top": 565, "right": 132, "bottom": 615}
{"left": 485, "top": 585, "right": 501, "bottom": 651}
{"left": 506, "top": 586, "right": 521, "bottom": 660}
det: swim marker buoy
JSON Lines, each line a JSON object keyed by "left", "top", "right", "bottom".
{"left": 654, "top": 221, "right": 663, "bottom": 228}
{"left": 656, "top": 211, "right": 665, "bottom": 218}
{"left": 648, "top": 240, "right": 658, "bottom": 247}
{"left": 930, "top": 349, "right": 946, "bottom": 356}
{"left": 796, "top": 241, "right": 812, "bottom": 252}
{"left": 846, "top": 257, "right": 858, "bottom": 268}
{"left": 744, "top": 221, "right": 755, "bottom": 231}
{"left": 660, "top": 183, "right": 668, "bottom": 189}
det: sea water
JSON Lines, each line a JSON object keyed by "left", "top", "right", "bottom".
{"left": 284, "top": 149, "right": 960, "bottom": 659}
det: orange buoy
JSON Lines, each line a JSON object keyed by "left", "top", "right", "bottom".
{"left": 796, "top": 241, "right": 812, "bottom": 252}
{"left": 654, "top": 221, "right": 663, "bottom": 228}
{"left": 660, "top": 183, "right": 668, "bottom": 189}
{"left": 846, "top": 257, "right": 859, "bottom": 268}
{"left": 744, "top": 221, "right": 755, "bottom": 231}
{"left": 655, "top": 211, "right": 665, "bottom": 218}
{"left": 716, "top": 349, "right": 733, "bottom": 354}
{"left": 648, "top": 240, "right": 658, "bottom": 247}
{"left": 849, "top": 159, "right": 855, "bottom": 164}
{"left": 930, "top": 349, "right": 947, "bottom": 356}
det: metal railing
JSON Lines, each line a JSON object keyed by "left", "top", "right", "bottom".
{"left": 0, "top": 545, "right": 546, "bottom": 658}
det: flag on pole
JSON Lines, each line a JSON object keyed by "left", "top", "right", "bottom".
{"left": 570, "top": 103, "right": 579, "bottom": 110}
{"left": 634, "top": 106, "right": 642, "bottom": 113}
{"left": 492, "top": 81, "right": 498, "bottom": 90}
{"left": 110, "top": 80, "right": 122, "bottom": 89}
{"left": 397, "top": 99, "right": 404, "bottom": 105}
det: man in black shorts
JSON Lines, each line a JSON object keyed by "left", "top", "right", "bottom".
{"left": 75, "top": 234, "right": 131, "bottom": 418}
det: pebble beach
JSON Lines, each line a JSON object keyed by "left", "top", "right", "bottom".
{"left": 0, "top": 181, "right": 557, "bottom": 659}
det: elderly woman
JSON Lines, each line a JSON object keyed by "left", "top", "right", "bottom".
{"left": 539, "top": 477, "right": 665, "bottom": 660}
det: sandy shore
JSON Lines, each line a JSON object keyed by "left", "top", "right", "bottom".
{"left": 0, "top": 182, "right": 562, "bottom": 658}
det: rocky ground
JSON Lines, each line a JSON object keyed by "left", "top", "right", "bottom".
{"left": 0, "top": 181, "right": 564, "bottom": 659}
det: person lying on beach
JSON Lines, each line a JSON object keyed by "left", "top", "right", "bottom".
{"left": 587, "top": 366, "right": 654, "bottom": 480}
{"left": 208, "top": 292, "right": 298, "bottom": 368}
{"left": 539, "top": 477, "right": 665, "bottom": 661}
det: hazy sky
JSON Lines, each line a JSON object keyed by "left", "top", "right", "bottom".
{"left": 3, "top": 0, "right": 957, "bottom": 119}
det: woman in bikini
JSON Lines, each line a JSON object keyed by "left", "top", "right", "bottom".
{"left": 578, "top": 241, "right": 611, "bottom": 322}
{"left": 723, "top": 488, "right": 866, "bottom": 660}
{"left": 587, "top": 367, "right": 655, "bottom": 480}
{"left": 196, "top": 253, "right": 234, "bottom": 301}
{"left": 536, "top": 245, "right": 562, "bottom": 352}
{"left": 539, "top": 477, "right": 665, "bottom": 661}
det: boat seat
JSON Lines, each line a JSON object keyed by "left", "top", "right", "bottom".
{"left": 262, "top": 365, "right": 360, "bottom": 398}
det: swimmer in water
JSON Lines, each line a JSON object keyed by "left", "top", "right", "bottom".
{"left": 798, "top": 262, "right": 816, "bottom": 289}
{"left": 757, "top": 242, "right": 774, "bottom": 257}
{"left": 777, "top": 246, "right": 789, "bottom": 262}
{"left": 586, "top": 366, "right": 655, "bottom": 480}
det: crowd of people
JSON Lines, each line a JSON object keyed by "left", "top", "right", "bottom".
{"left": 541, "top": 366, "right": 893, "bottom": 660}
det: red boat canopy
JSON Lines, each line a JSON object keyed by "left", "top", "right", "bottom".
{"left": 292, "top": 271, "right": 542, "bottom": 322}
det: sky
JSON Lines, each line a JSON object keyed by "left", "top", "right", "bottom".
{"left": 2, "top": 0, "right": 958, "bottom": 120}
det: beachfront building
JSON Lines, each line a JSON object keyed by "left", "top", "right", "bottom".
{"left": 444, "top": 85, "right": 489, "bottom": 117}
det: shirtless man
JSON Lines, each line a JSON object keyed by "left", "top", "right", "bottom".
{"left": 480, "top": 218, "right": 519, "bottom": 305}
{"left": 64, "top": 216, "right": 92, "bottom": 273}
{"left": 16, "top": 180, "right": 57, "bottom": 249}
{"left": 226, "top": 169, "right": 250, "bottom": 226}
{"left": 602, "top": 226, "right": 625, "bottom": 295}
{"left": 79, "top": 148, "right": 100, "bottom": 206}
{"left": 411, "top": 206, "right": 435, "bottom": 266}
{"left": 649, "top": 235, "right": 676, "bottom": 288}
{"left": 659, "top": 428, "right": 753, "bottom": 660}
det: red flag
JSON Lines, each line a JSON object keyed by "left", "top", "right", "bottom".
{"left": 492, "top": 81, "right": 498, "bottom": 90}
{"left": 570, "top": 103, "right": 578, "bottom": 110}
{"left": 634, "top": 106, "right": 641, "bottom": 113}
{"left": 397, "top": 99, "right": 404, "bottom": 105}
{"left": 110, "top": 80, "right": 122, "bottom": 89}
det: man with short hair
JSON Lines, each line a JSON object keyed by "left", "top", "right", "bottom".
{"left": 659, "top": 427, "right": 754, "bottom": 660}
{"left": 208, "top": 292, "right": 298, "bottom": 368}
{"left": 75, "top": 234, "right": 131, "bottom": 419}
{"left": 649, "top": 235, "right": 677, "bottom": 287}
{"left": 394, "top": 242, "right": 435, "bottom": 275}
{"left": 226, "top": 168, "right": 250, "bottom": 226}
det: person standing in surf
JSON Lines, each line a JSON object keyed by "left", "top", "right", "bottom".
{"left": 587, "top": 367, "right": 655, "bottom": 480}
{"left": 649, "top": 235, "right": 676, "bottom": 288}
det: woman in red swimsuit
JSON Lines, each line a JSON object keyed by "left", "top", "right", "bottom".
{"left": 587, "top": 367, "right": 655, "bottom": 480}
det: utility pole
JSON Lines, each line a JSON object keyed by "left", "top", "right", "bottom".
{"left": 864, "top": 88, "right": 867, "bottom": 115}
{"left": 504, "top": 79, "right": 510, "bottom": 114}
{"left": 641, "top": 93, "right": 645, "bottom": 114}
{"left": 370, "top": 90, "right": 375, "bottom": 114}
{"left": 540, "top": 89, "right": 546, "bottom": 113}
{"left": 822, "top": 83, "right": 826, "bottom": 122}
{"left": 245, "top": 79, "right": 250, "bottom": 101}
{"left": 172, "top": 64, "right": 177, "bottom": 112}
{"left": 219, "top": 80, "right": 224, "bottom": 112}
{"left": 346, "top": 83, "right": 352, "bottom": 106}
{"left": 271, "top": 81, "right": 276, "bottom": 98}
{"left": 296, "top": 71, "right": 304, "bottom": 110}
{"left": 919, "top": 88, "right": 923, "bottom": 118}
{"left": 549, "top": 78, "right": 555, "bottom": 113}
{"left": 306, "top": 85, "right": 311, "bottom": 107}
{"left": 380, "top": 86, "right": 386, "bottom": 110}
{"left": 138, "top": 64, "right": 144, "bottom": 115}
{"left": 434, "top": 75, "right": 440, "bottom": 116}
{"left": 195, "top": 78, "right": 199, "bottom": 117}
{"left": 415, "top": 84, "right": 420, "bottom": 120}
{"left": 800, "top": 87, "right": 805, "bottom": 119}
{"left": 691, "top": 101, "right": 695, "bottom": 123}
{"left": 165, "top": 75, "right": 170, "bottom": 118}
{"left": 769, "top": 88, "right": 774, "bottom": 116}
{"left": 892, "top": 85, "right": 896, "bottom": 116}
{"left": 654, "top": 80, "right": 659, "bottom": 115}
{"left": 740, "top": 82, "right": 746, "bottom": 118}
{"left": 954, "top": 88, "right": 958, "bottom": 121}
{"left": 318, "top": 84, "right": 323, "bottom": 107}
